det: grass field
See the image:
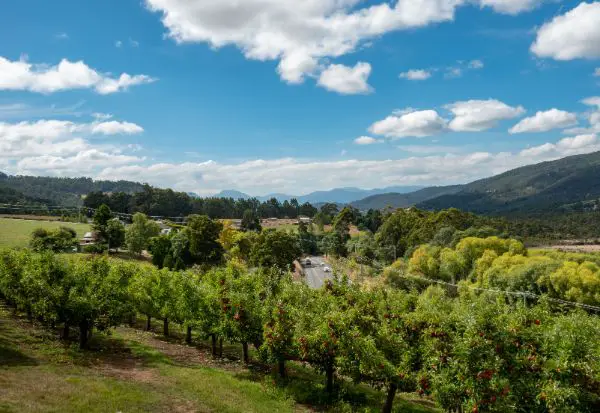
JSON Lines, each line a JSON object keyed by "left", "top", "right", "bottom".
{"left": 0, "top": 218, "right": 91, "bottom": 249}
{"left": 0, "top": 305, "right": 439, "bottom": 413}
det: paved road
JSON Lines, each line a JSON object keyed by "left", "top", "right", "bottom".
{"left": 301, "top": 256, "right": 334, "bottom": 289}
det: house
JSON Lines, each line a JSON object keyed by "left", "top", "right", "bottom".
{"left": 298, "top": 216, "right": 312, "bottom": 224}
{"left": 80, "top": 231, "right": 98, "bottom": 246}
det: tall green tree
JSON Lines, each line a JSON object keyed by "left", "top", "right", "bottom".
{"left": 92, "top": 204, "right": 113, "bottom": 242}
{"left": 187, "top": 215, "right": 224, "bottom": 265}
{"left": 125, "top": 213, "right": 160, "bottom": 255}
{"left": 106, "top": 219, "right": 126, "bottom": 251}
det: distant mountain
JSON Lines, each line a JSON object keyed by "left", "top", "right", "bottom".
{"left": 214, "top": 185, "right": 425, "bottom": 204}
{"left": 0, "top": 172, "right": 145, "bottom": 207}
{"left": 418, "top": 151, "right": 600, "bottom": 215}
{"left": 351, "top": 185, "right": 464, "bottom": 210}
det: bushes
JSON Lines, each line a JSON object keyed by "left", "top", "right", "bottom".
{"left": 1, "top": 250, "right": 599, "bottom": 412}
{"left": 402, "top": 236, "right": 600, "bottom": 307}
{"left": 30, "top": 226, "right": 77, "bottom": 252}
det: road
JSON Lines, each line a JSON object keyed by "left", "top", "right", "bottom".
{"left": 301, "top": 256, "right": 334, "bottom": 289}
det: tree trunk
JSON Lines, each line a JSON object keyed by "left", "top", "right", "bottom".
{"left": 87, "top": 325, "right": 93, "bottom": 342}
{"left": 128, "top": 313, "right": 136, "bottom": 327}
{"left": 325, "top": 362, "right": 334, "bottom": 393}
{"left": 211, "top": 334, "right": 217, "bottom": 356}
{"left": 62, "top": 321, "right": 70, "bottom": 340}
{"left": 186, "top": 326, "right": 192, "bottom": 344}
{"left": 218, "top": 338, "right": 223, "bottom": 358}
{"left": 278, "top": 358, "right": 286, "bottom": 379}
{"left": 242, "top": 342, "right": 249, "bottom": 364}
{"left": 146, "top": 315, "right": 151, "bottom": 331}
{"left": 382, "top": 382, "right": 398, "bottom": 413}
{"left": 79, "top": 320, "right": 89, "bottom": 349}
{"left": 163, "top": 318, "right": 169, "bottom": 337}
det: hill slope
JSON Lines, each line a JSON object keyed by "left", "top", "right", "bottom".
{"left": 351, "top": 185, "right": 464, "bottom": 210}
{"left": 418, "top": 151, "right": 600, "bottom": 215}
{"left": 0, "top": 172, "right": 145, "bottom": 207}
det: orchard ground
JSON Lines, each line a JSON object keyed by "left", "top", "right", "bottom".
{"left": 0, "top": 304, "right": 439, "bottom": 413}
{"left": 0, "top": 217, "right": 91, "bottom": 249}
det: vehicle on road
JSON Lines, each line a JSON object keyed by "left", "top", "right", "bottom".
{"left": 320, "top": 262, "right": 325, "bottom": 266}
{"left": 323, "top": 266, "right": 331, "bottom": 272}
{"left": 305, "top": 258, "right": 312, "bottom": 266}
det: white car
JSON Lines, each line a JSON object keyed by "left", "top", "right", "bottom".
{"left": 320, "top": 262, "right": 325, "bottom": 267}
{"left": 323, "top": 266, "right": 331, "bottom": 273}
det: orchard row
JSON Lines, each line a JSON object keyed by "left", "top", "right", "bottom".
{"left": 0, "top": 250, "right": 598, "bottom": 413}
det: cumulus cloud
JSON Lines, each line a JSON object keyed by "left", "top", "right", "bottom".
{"left": 399, "top": 69, "right": 431, "bottom": 80}
{"left": 90, "top": 121, "right": 144, "bottom": 135}
{"left": 531, "top": 2, "right": 600, "bottom": 60}
{"left": 446, "top": 99, "right": 525, "bottom": 132}
{"left": 479, "top": 0, "right": 541, "bottom": 15}
{"left": 369, "top": 109, "right": 447, "bottom": 139}
{"left": 595, "top": 68, "right": 600, "bottom": 77}
{"left": 565, "top": 97, "right": 600, "bottom": 135}
{"left": 88, "top": 134, "right": 600, "bottom": 196}
{"left": 0, "top": 56, "right": 156, "bottom": 94}
{"left": 519, "top": 134, "right": 600, "bottom": 158}
{"left": 317, "top": 62, "right": 373, "bottom": 95}
{"left": 509, "top": 109, "right": 578, "bottom": 134}
{"left": 145, "top": 0, "right": 533, "bottom": 88}
{"left": 0, "top": 118, "right": 144, "bottom": 174}
{"left": 354, "top": 136, "right": 382, "bottom": 145}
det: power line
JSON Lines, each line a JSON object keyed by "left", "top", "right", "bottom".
{"left": 394, "top": 272, "right": 600, "bottom": 313}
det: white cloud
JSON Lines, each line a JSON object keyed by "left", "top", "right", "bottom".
{"left": 90, "top": 121, "right": 144, "bottom": 135}
{"left": 55, "top": 32, "right": 69, "bottom": 40}
{"left": 92, "top": 113, "right": 114, "bottom": 121}
{"left": 88, "top": 134, "right": 600, "bottom": 196}
{"left": 145, "top": 0, "right": 536, "bottom": 88}
{"left": 531, "top": 2, "right": 600, "bottom": 60}
{"left": 446, "top": 99, "right": 525, "bottom": 132}
{"left": 369, "top": 109, "right": 447, "bottom": 139}
{"left": 509, "top": 109, "right": 577, "bottom": 134}
{"left": 0, "top": 56, "right": 156, "bottom": 94}
{"left": 115, "top": 40, "right": 123, "bottom": 48}
{"left": 479, "top": 0, "right": 541, "bottom": 15}
{"left": 129, "top": 38, "right": 140, "bottom": 47}
{"left": 399, "top": 69, "right": 431, "bottom": 80}
{"left": 468, "top": 59, "right": 484, "bottom": 69}
{"left": 565, "top": 97, "right": 600, "bottom": 135}
{"left": 519, "top": 134, "right": 600, "bottom": 158}
{"left": 354, "top": 136, "right": 382, "bottom": 145}
{"left": 0, "top": 118, "right": 144, "bottom": 166}
{"left": 594, "top": 68, "right": 600, "bottom": 77}
{"left": 445, "top": 67, "right": 462, "bottom": 78}
{"left": 317, "top": 62, "right": 373, "bottom": 95}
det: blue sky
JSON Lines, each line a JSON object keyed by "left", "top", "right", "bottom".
{"left": 0, "top": 0, "right": 599, "bottom": 195}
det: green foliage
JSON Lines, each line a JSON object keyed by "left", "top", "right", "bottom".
{"left": 249, "top": 229, "right": 302, "bottom": 271}
{"left": 106, "top": 219, "right": 125, "bottom": 250}
{"left": 125, "top": 213, "right": 161, "bottom": 255}
{"left": 30, "top": 226, "right": 77, "bottom": 252}
{"left": 186, "top": 215, "right": 224, "bottom": 265}
{"left": 92, "top": 204, "right": 113, "bottom": 242}
{"left": 241, "top": 209, "right": 262, "bottom": 232}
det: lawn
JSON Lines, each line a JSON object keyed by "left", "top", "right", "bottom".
{"left": 0, "top": 305, "right": 439, "bottom": 413}
{"left": 0, "top": 217, "right": 91, "bottom": 249}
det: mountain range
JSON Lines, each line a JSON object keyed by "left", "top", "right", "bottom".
{"left": 3, "top": 151, "right": 600, "bottom": 217}
{"left": 214, "top": 186, "right": 425, "bottom": 204}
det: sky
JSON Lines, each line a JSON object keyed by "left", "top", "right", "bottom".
{"left": 0, "top": 0, "right": 599, "bottom": 196}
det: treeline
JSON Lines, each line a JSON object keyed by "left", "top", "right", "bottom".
{"left": 84, "top": 185, "right": 318, "bottom": 219}
{"left": 1, "top": 251, "right": 598, "bottom": 413}
{"left": 0, "top": 172, "right": 144, "bottom": 207}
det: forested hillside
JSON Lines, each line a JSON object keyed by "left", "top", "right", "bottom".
{"left": 351, "top": 185, "right": 464, "bottom": 210}
{"left": 0, "top": 172, "right": 145, "bottom": 206}
{"left": 419, "top": 151, "right": 600, "bottom": 215}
